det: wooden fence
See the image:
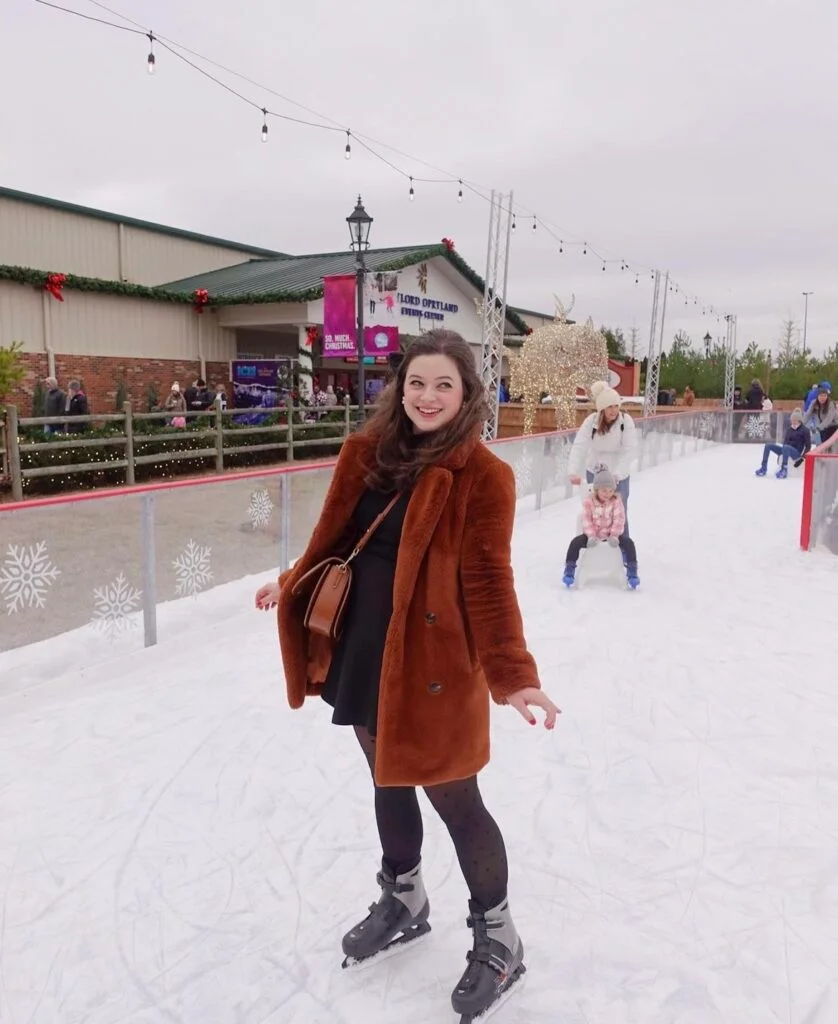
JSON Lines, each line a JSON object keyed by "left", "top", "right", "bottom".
{"left": 0, "top": 400, "right": 356, "bottom": 501}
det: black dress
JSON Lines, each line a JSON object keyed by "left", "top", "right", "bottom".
{"left": 321, "top": 488, "right": 411, "bottom": 735}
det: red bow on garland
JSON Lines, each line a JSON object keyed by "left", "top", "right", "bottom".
{"left": 192, "top": 288, "right": 210, "bottom": 314}
{"left": 441, "top": 237, "right": 455, "bottom": 252}
{"left": 44, "top": 273, "right": 67, "bottom": 302}
{"left": 305, "top": 325, "right": 318, "bottom": 348}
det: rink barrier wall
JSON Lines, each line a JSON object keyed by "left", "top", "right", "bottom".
{"left": 0, "top": 410, "right": 763, "bottom": 657}
{"left": 799, "top": 430, "right": 838, "bottom": 552}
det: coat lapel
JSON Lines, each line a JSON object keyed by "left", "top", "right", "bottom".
{"left": 392, "top": 466, "right": 452, "bottom": 612}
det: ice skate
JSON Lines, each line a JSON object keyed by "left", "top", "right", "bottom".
{"left": 341, "top": 863, "right": 431, "bottom": 969}
{"left": 626, "top": 562, "right": 640, "bottom": 590}
{"left": 451, "top": 897, "right": 526, "bottom": 1023}
{"left": 561, "top": 562, "right": 576, "bottom": 588}
{"left": 755, "top": 466, "right": 767, "bottom": 477}
{"left": 776, "top": 467, "right": 788, "bottom": 479}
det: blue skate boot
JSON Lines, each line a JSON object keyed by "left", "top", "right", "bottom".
{"left": 755, "top": 466, "right": 767, "bottom": 477}
{"left": 562, "top": 562, "right": 576, "bottom": 588}
{"left": 626, "top": 562, "right": 640, "bottom": 590}
{"left": 775, "top": 467, "right": 788, "bottom": 479}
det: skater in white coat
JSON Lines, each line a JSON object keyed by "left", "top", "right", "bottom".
{"left": 567, "top": 381, "right": 637, "bottom": 535}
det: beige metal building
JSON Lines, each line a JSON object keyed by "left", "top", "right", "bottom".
{"left": 0, "top": 186, "right": 534, "bottom": 414}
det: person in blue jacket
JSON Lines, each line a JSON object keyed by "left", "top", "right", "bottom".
{"left": 804, "top": 383, "right": 820, "bottom": 413}
{"left": 755, "top": 409, "right": 811, "bottom": 478}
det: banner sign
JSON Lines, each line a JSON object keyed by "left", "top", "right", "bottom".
{"left": 323, "top": 274, "right": 357, "bottom": 357}
{"left": 364, "top": 271, "right": 400, "bottom": 355}
{"left": 231, "top": 359, "right": 291, "bottom": 410}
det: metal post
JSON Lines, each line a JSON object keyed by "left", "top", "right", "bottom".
{"left": 6, "top": 404, "right": 22, "bottom": 502}
{"left": 356, "top": 258, "right": 366, "bottom": 423}
{"left": 802, "top": 292, "right": 812, "bottom": 359}
{"left": 723, "top": 314, "right": 737, "bottom": 443}
{"left": 214, "top": 395, "right": 224, "bottom": 472}
{"left": 279, "top": 472, "right": 291, "bottom": 571}
{"left": 140, "top": 494, "right": 157, "bottom": 648}
{"left": 123, "top": 400, "right": 135, "bottom": 485}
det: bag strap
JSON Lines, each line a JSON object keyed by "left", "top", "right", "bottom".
{"left": 344, "top": 493, "right": 402, "bottom": 565}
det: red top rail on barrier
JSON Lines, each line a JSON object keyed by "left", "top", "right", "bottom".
{"left": 799, "top": 430, "right": 838, "bottom": 551}
{"left": 0, "top": 410, "right": 699, "bottom": 514}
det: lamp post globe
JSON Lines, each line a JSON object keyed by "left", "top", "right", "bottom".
{"left": 346, "top": 196, "right": 373, "bottom": 422}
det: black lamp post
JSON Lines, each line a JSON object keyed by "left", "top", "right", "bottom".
{"left": 703, "top": 332, "right": 712, "bottom": 359}
{"left": 347, "top": 196, "right": 373, "bottom": 422}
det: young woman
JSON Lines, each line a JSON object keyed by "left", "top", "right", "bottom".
{"left": 255, "top": 330, "right": 558, "bottom": 1022}
{"left": 567, "top": 381, "right": 637, "bottom": 534}
{"left": 804, "top": 386, "right": 838, "bottom": 445}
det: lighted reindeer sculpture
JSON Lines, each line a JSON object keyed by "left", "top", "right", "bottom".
{"left": 508, "top": 299, "right": 609, "bottom": 434}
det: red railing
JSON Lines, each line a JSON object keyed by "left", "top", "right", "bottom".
{"left": 799, "top": 430, "right": 838, "bottom": 551}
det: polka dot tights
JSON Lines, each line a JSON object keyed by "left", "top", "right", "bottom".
{"left": 354, "top": 726, "right": 509, "bottom": 911}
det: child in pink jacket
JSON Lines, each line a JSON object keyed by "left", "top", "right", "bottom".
{"left": 562, "top": 468, "right": 640, "bottom": 588}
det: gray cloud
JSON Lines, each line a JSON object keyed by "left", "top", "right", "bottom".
{"left": 3, "top": 0, "right": 836, "bottom": 356}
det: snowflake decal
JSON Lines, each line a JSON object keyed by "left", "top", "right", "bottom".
{"left": 745, "top": 415, "right": 769, "bottom": 440}
{"left": 698, "top": 413, "right": 716, "bottom": 439}
{"left": 248, "top": 488, "right": 274, "bottom": 530}
{"left": 173, "top": 539, "right": 213, "bottom": 598}
{"left": 513, "top": 450, "right": 534, "bottom": 497}
{"left": 0, "top": 542, "right": 60, "bottom": 615}
{"left": 91, "top": 573, "right": 142, "bottom": 638}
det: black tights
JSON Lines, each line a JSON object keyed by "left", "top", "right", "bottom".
{"left": 354, "top": 726, "right": 509, "bottom": 910}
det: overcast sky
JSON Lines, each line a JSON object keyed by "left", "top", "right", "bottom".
{"left": 4, "top": 0, "right": 838, "bottom": 357}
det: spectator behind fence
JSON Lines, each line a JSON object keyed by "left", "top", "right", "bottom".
{"left": 65, "top": 381, "right": 90, "bottom": 432}
{"left": 43, "top": 376, "right": 65, "bottom": 434}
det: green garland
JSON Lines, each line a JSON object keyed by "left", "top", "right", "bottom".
{"left": 0, "top": 248, "right": 530, "bottom": 333}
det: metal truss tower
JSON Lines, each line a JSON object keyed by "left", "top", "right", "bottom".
{"left": 480, "top": 189, "right": 514, "bottom": 441}
{"left": 643, "top": 271, "right": 669, "bottom": 417}
{"left": 723, "top": 314, "right": 737, "bottom": 409}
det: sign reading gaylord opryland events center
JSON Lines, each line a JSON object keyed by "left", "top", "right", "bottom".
{"left": 323, "top": 273, "right": 401, "bottom": 358}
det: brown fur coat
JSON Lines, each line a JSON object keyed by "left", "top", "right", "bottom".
{"left": 275, "top": 431, "right": 540, "bottom": 786}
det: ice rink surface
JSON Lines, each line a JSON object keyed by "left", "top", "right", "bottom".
{"left": 2, "top": 444, "right": 838, "bottom": 1023}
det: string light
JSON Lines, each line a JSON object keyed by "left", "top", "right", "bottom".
{"left": 408, "top": 177, "right": 415, "bottom": 201}
{"left": 601, "top": 261, "right": 606, "bottom": 272}
{"left": 512, "top": 215, "right": 517, "bottom": 232}
{"left": 146, "top": 31, "right": 155, "bottom": 74}
{"left": 38, "top": 0, "right": 728, "bottom": 317}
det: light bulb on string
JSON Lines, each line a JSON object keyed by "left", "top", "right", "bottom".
{"left": 261, "top": 108, "right": 268, "bottom": 143}
{"left": 458, "top": 180, "right": 463, "bottom": 202}
{"left": 559, "top": 241, "right": 563, "bottom": 253}
{"left": 409, "top": 177, "right": 415, "bottom": 201}
{"left": 532, "top": 217, "right": 537, "bottom": 232}
{"left": 601, "top": 261, "right": 606, "bottom": 272}
{"left": 146, "top": 31, "right": 156, "bottom": 74}
{"left": 583, "top": 243, "right": 587, "bottom": 255}
{"left": 635, "top": 274, "right": 639, "bottom": 285}
{"left": 511, "top": 215, "right": 517, "bottom": 232}
{"left": 344, "top": 130, "right": 352, "bottom": 160}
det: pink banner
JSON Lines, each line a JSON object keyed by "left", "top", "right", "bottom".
{"left": 364, "top": 325, "right": 400, "bottom": 356}
{"left": 323, "top": 274, "right": 357, "bottom": 357}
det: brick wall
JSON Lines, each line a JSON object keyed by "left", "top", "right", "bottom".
{"left": 11, "top": 354, "right": 230, "bottom": 415}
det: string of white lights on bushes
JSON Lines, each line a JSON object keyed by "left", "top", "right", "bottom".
{"left": 34, "top": 0, "right": 729, "bottom": 320}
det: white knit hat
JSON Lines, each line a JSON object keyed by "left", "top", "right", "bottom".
{"left": 590, "top": 380, "right": 621, "bottom": 412}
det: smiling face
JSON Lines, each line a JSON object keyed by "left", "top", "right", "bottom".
{"left": 402, "top": 353, "right": 464, "bottom": 433}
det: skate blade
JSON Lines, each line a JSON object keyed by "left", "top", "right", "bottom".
{"left": 341, "top": 921, "right": 431, "bottom": 970}
{"left": 459, "top": 964, "right": 526, "bottom": 1023}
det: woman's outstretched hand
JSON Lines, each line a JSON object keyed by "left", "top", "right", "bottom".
{"left": 506, "top": 687, "right": 560, "bottom": 730}
{"left": 568, "top": 474, "right": 582, "bottom": 486}
{"left": 254, "top": 581, "right": 280, "bottom": 610}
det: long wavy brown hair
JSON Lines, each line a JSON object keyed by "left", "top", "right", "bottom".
{"left": 362, "top": 330, "right": 490, "bottom": 492}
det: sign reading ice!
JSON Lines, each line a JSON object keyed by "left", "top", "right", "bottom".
{"left": 398, "top": 292, "right": 459, "bottom": 323}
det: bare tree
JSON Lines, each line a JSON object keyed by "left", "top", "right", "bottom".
{"left": 777, "top": 318, "right": 799, "bottom": 366}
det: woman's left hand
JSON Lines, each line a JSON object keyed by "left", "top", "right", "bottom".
{"left": 506, "top": 687, "right": 560, "bottom": 730}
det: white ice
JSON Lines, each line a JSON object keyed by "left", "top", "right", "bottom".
{"left": 2, "top": 444, "right": 838, "bottom": 1024}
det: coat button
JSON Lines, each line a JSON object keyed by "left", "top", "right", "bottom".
{"left": 428, "top": 682, "right": 443, "bottom": 694}
{"left": 425, "top": 612, "right": 436, "bottom": 624}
